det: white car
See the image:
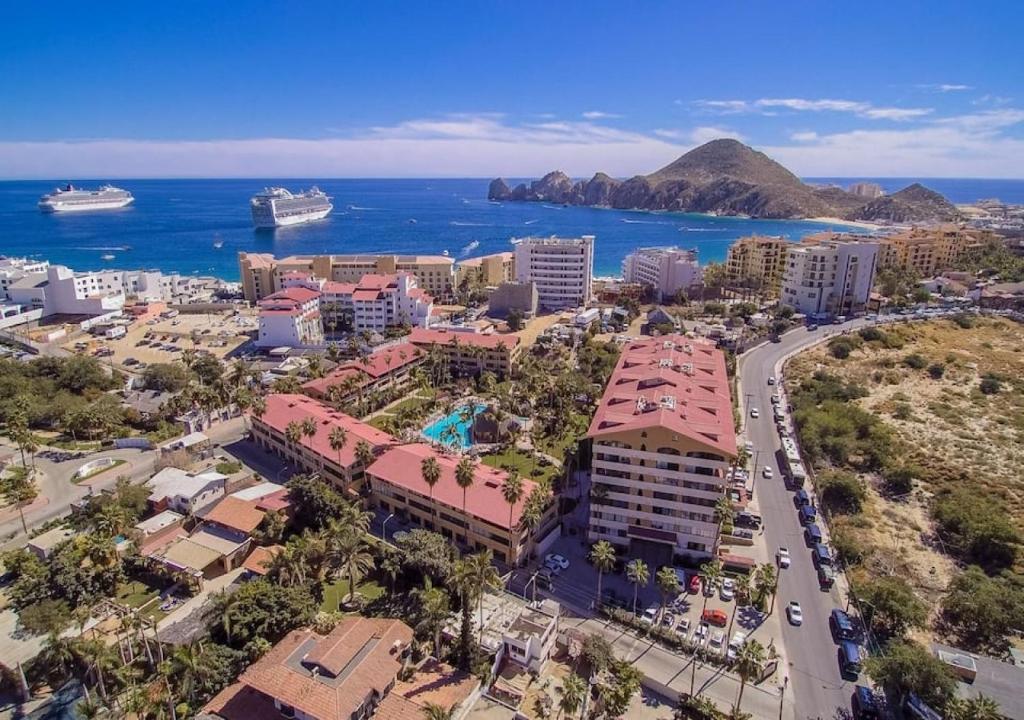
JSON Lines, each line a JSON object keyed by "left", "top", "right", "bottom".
{"left": 763, "top": 466, "right": 773, "bottom": 479}
{"left": 677, "top": 617, "right": 691, "bottom": 636}
{"left": 750, "top": 408, "right": 760, "bottom": 419}
{"left": 640, "top": 606, "right": 658, "bottom": 624}
{"left": 744, "top": 440, "right": 754, "bottom": 453}
{"left": 727, "top": 632, "right": 747, "bottom": 661}
{"left": 787, "top": 601, "right": 803, "bottom": 626}
{"left": 767, "top": 376, "right": 776, "bottom": 385}
{"left": 709, "top": 630, "right": 725, "bottom": 652}
{"left": 720, "top": 578, "right": 735, "bottom": 601}
{"left": 693, "top": 622, "right": 709, "bottom": 645}
{"left": 777, "top": 547, "right": 791, "bottom": 569}
{"left": 544, "top": 553, "right": 569, "bottom": 571}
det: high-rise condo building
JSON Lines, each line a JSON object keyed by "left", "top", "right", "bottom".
{"left": 512, "top": 235, "right": 594, "bottom": 310}
{"left": 780, "top": 240, "right": 879, "bottom": 316}
{"left": 621, "top": 247, "right": 702, "bottom": 301}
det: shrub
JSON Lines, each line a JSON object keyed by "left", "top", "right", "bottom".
{"left": 903, "top": 353, "right": 927, "bottom": 370}
{"left": 856, "top": 575, "right": 928, "bottom": 638}
{"left": 932, "top": 488, "right": 1019, "bottom": 571}
{"left": 866, "top": 640, "right": 958, "bottom": 711}
{"left": 952, "top": 313, "right": 975, "bottom": 329}
{"left": 941, "top": 566, "right": 1024, "bottom": 650}
{"left": 827, "top": 336, "right": 861, "bottom": 359}
{"left": 893, "top": 403, "right": 913, "bottom": 420}
{"left": 215, "top": 460, "right": 243, "bottom": 475}
{"left": 831, "top": 526, "right": 870, "bottom": 566}
{"left": 927, "top": 363, "right": 946, "bottom": 379}
{"left": 979, "top": 374, "right": 1002, "bottom": 395}
{"left": 818, "top": 470, "right": 865, "bottom": 514}
{"left": 858, "top": 326, "right": 883, "bottom": 342}
{"left": 882, "top": 463, "right": 918, "bottom": 495}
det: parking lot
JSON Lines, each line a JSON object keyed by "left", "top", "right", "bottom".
{"left": 63, "top": 308, "right": 255, "bottom": 369}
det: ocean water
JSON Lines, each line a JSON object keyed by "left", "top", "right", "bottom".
{"left": 1, "top": 178, "right": 1021, "bottom": 282}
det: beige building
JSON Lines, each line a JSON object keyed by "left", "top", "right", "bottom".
{"left": 725, "top": 235, "right": 791, "bottom": 297}
{"left": 456, "top": 252, "right": 516, "bottom": 288}
{"left": 408, "top": 327, "right": 523, "bottom": 378}
{"left": 587, "top": 336, "right": 736, "bottom": 565}
{"left": 239, "top": 252, "right": 455, "bottom": 302}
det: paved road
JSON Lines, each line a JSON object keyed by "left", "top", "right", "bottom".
{"left": 738, "top": 319, "right": 874, "bottom": 720}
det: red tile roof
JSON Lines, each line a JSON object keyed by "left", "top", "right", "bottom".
{"left": 202, "top": 682, "right": 280, "bottom": 720}
{"left": 202, "top": 496, "right": 266, "bottom": 535}
{"left": 409, "top": 327, "right": 520, "bottom": 351}
{"left": 262, "top": 286, "right": 320, "bottom": 303}
{"left": 231, "top": 618, "right": 413, "bottom": 720}
{"left": 302, "top": 344, "right": 424, "bottom": 397}
{"left": 587, "top": 335, "right": 737, "bottom": 458}
{"left": 323, "top": 281, "right": 357, "bottom": 295}
{"left": 367, "top": 444, "right": 536, "bottom": 529}
{"left": 255, "top": 394, "right": 394, "bottom": 468}
{"left": 241, "top": 545, "right": 282, "bottom": 576}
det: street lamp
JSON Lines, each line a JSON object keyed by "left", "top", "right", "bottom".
{"left": 381, "top": 512, "right": 395, "bottom": 541}
{"left": 778, "top": 676, "right": 789, "bottom": 720}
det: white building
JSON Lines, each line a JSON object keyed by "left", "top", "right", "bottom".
{"left": 315, "top": 272, "right": 432, "bottom": 332}
{"left": 6, "top": 265, "right": 126, "bottom": 316}
{"left": 0, "top": 258, "right": 50, "bottom": 300}
{"left": 622, "top": 247, "right": 703, "bottom": 301}
{"left": 513, "top": 235, "right": 594, "bottom": 310}
{"left": 256, "top": 286, "right": 324, "bottom": 348}
{"left": 147, "top": 468, "right": 228, "bottom": 515}
{"left": 780, "top": 240, "right": 879, "bottom": 316}
{"left": 501, "top": 599, "right": 560, "bottom": 673}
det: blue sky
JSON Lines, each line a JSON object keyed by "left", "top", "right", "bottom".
{"left": 1, "top": 1, "right": 1022, "bottom": 178}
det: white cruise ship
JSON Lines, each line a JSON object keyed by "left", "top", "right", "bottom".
{"left": 38, "top": 184, "right": 134, "bottom": 213}
{"left": 250, "top": 186, "right": 333, "bottom": 228}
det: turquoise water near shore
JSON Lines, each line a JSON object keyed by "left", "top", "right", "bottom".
{"left": 1, "top": 178, "right": 1021, "bottom": 281}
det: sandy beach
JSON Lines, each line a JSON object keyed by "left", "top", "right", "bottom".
{"left": 805, "top": 216, "right": 883, "bottom": 231}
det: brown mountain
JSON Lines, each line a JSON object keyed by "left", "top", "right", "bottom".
{"left": 488, "top": 139, "right": 959, "bottom": 223}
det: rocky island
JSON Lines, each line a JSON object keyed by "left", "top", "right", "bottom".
{"left": 488, "top": 139, "right": 959, "bottom": 224}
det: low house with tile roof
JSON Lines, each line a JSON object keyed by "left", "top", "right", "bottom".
{"left": 408, "top": 326, "right": 523, "bottom": 379}
{"left": 251, "top": 394, "right": 396, "bottom": 495}
{"left": 586, "top": 335, "right": 737, "bottom": 566}
{"left": 301, "top": 343, "right": 425, "bottom": 407}
{"left": 366, "top": 443, "right": 558, "bottom": 566}
{"left": 200, "top": 617, "right": 414, "bottom": 720}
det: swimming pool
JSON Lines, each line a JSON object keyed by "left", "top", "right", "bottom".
{"left": 422, "top": 403, "right": 485, "bottom": 449}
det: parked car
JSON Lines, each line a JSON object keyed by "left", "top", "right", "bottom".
{"left": 767, "top": 376, "right": 776, "bottom": 385}
{"left": 804, "top": 523, "right": 823, "bottom": 546}
{"left": 544, "top": 554, "right": 569, "bottom": 570}
{"left": 794, "top": 489, "right": 810, "bottom": 507}
{"left": 720, "top": 578, "right": 735, "bottom": 601}
{"left": 693, "top": 622, "right": 709, "bottom": 645}
{"left": 708, "top": 630, "right": 725, "bottom": 653}
{"left": 813, "top": 543, "right": 833, "bottom": 567}
{"left": 799, "top": 505, "right": 818, "bottom": 525}
{"left": 744, "top": 440, "right": 754, "bottom": 453}
{"left": 787, "top": 601, "right": 803, "bottom": 626}
{"left": 736, "top": 511, "right": 762, "bottom": 529}
{"left": 689, "top": 575, "right": 702, "bottom": 594}
{"left": 640, "top": 606, "right": 658, "bottom": 624}
{"left": 777, "top": 547, "right": 791, "bottom": 568}
{"left": 851, "top": 685, "right": 880, "bottom": 719}
{"left": 839, "top": 640, "right": 862, "bottom": 678}
{"left": 677, "top": 617, "right": 691, "bottom": 637}
{"left": 830, "top": 609, "right": 857, "bottom": 641}
{"left": 727, "top": 632, "right": 746, "bottom": 662}
{"left": 702, "top": 609, "right": 728, "bottom": 627}
{"left": 818, "top": 565, "right": 836, "bottom": 589}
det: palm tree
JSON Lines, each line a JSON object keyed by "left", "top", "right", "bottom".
{"left": 328, "top": 426, "right": 349, "bottom": 472}
{"left": 456, "top": 550, "right": 503, "bottom": 637}
{"left": 557, "top": 673, "right": 587, "bottom": 719}
{"left": 284, "top": 420, "right": 303, "bottom": 448}
{"left": 655, "top": 566, "right": 680, "bottom": 624}
{"left": 269, "top": 540, "right": 308, "bottom": 587}
{"left": 454, "top": 456, "right": 476, "bottom": 545}
{"left": 754, "top": 563, "right": 778, "bottom": 614}
{"left": 500, "top": 471, "right": 524, "bottom": 566}
{"left": 733, "top": 639, "right": 767, "bottom": 715}
{"left": 625, "top": 559, "right": 650, "bottom": 619}
{"left": 727, "top": 573, "right": 752, "bottom": 643}
{"left": 415, "top": 578, "right": 451, "bottom": 660}
{"left": 250, "top": 394, "right": 267, "bottom": 424}
{"left": 168, "top": 641, "right": 207, "bottom": 706}
{"left": 421, "top": 703, "right": 454, "bottom": 720}
{"left": 420, "top": 456, "right": 442, "bottom": 530}
{"left": 354, "top": 440, "right": 375, "bottom": 475}
{"left": 690, "top": 559, "right": 723, "bottom": 694}
{"left": 327, "top": 522, "right": 374, "bottom": 606}
{"left": 947, "top": 695, "right": 1002, "bottom": 720}
{"left": 301, "top": 417, "right": 318, "bottom": 447}
{"left": 589, "top": 541, "right": 616, "bottom": 609}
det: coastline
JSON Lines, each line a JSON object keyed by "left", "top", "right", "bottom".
{"left": 804, "top": 216, "right": 882, "bottom": 231}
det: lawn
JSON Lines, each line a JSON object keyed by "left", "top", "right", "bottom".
{"left": 480, "top": 446, "right": 558, "bottom": 485}
{"left": 320, "top": 577, "right": 385, "bottom": 612}
{"left": 116, "top": 579, "right": 163, "bottom": 611}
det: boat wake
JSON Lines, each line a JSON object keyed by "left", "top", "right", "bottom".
{"left": 450, "top": 221, "right": 490, "bottom": 227}
{"left": 622, "top": 218, "right": 671, "bottom": 225}
{"left": 347, "top": 205, "right": 379, "bottom": 211}
{"left": 459, "top": 240, "right": 481, "bottom": 256}
{"left": 542, "top": 204, "right": 565, "bottom": 210}
{"left": 524, "top": 219, "right": 539, "bottom": 225}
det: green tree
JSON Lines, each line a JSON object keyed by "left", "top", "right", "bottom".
{"left": 143, "top": 363, "right": 191, "bottom": 392}
{"left": 420, "top": 456, "right": 442, "bottom": 530}
{"left": 866, "top": 640, "right": 957, "bottom": 709}
{"left": 454, "top": 457, "right": 477, "bottom": 545}
{"left": 625, "top": 559, "right": 650, "bottom": 618}
{"left": 421, "top": 703, "right": 455, "bottom": 720}
{"left": 655, "top": 566, "right": 680, "bottom": 624}
{"left": 557, "top": 673, "right": 587, "bottom": 719}
{"left": 941, "top": 566, "right": 1024, "bottom": 650}
{"left": 0, "top": 470, "right": 39, "bottom": 534}
{"left": 858, "top": 575, "right": 928, "bottom": 638}
{"left": 207, "top": 579, "right": 315, "bottom": 648}
{"left": 734, "top": 639, "right": 767, "bottom": 714}
{"left": 414, "top": 578, "right": 452, "bottom": 660}
{"left": 945, "top": 695, "right": 1003, "bottom": 720}
{"left": 456, "top": 550, "right": 503, "bottom": 637}
{"left": 600, "top": 660, "right": 642, "bottom": 718}
{"left": 818, "top": 470, "right": 865, "bottom": 515}
{"left": 327, "top": 518, "right": 375, "bottom": 606}
{"left": 932, "top": 488, "right": 1019, "bottom": 571}
{"left": 589, "top": 541, "right": 616, "bottom": 609}
{"left": 286, "top": 473, "right": 348, "bottom": 530}
{"left": 328, "top": 426, "right": 349, "bottom": 471}
{"left": 394, "top": 529, "right": 457, "bottom": 586}
{"left": 500, "top": 471, "right": 524, "bottom": 565}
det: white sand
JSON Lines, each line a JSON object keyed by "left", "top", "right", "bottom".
{"left": 805, "top": 216, "right": 883, "bottom": 231}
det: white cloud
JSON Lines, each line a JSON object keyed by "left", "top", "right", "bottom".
{"left": 790, "top": 131, "right": 819, "bottom": 142}
{"left": 916, "top": 83, "right": 973, "bottom": 92}
{"left": 581, "top": 111, "right": 621, "bottom": 120}
{"left": 654, "top": 127, "right": 744, "bottom": 144}
{"left": 695, "top": 97, "right": 932, "bottom": 121}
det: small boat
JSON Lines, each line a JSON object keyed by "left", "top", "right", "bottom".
{"left": 213, "top": 239, "right": 224, "bottom": 248}
{"left": 101, "top": 253, "right": 115, "bottom": 261}
{"left": 408, "top": 218, "right": 417, "bottom": 224}
{"left": 442, "top": 250, "right": 450, "bottom": 257}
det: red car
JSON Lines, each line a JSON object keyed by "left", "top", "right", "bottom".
{"left": 689, "top": 575, "right": 701, "bottom": 594}
{"left": 702, "top": 609, "right": 728, "bottom": 627}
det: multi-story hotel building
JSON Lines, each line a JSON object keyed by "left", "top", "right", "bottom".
{"left": 408, "top": 327, "right": 523, "bottom": 379}
{"left": 238, "top": 252, "right": 455, "bottom": 303}
{"left": 513, "top": 235, "right": 594, "bottom": 310}
{"left": 456, "top": 251, "right": 516, "bottom": 288}
{"left": 724, "top": 235, "right": 791, "bottom": 297}
{"left": 318, "top": 273, "right": 433, "bottom": 333}
{"left": 621, "top": 247, "right": 703, "bottom": 301}
{"left": 256, "top": 286, "right": 324, "bottom": 348}
{"left": 250, "top": 393, "right": 395, "bottom": 494}
{"left": 367, "top": 443, "right": 557, "bottom": 566}
{"left": 587, "top": 336, "right": 736, "bottom": 566}
{"left": 780, "top": 240, "right": 879, "bottom": 316}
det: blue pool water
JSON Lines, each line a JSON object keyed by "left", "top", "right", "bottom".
{"left": 422, "top": 403, "right": 485, "bottom": 449}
